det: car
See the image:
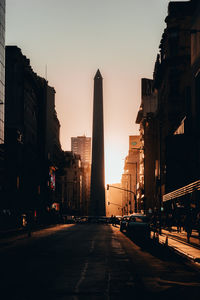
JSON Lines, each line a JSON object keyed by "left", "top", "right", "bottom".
{"left": 127, "top": 213, "right": 151, "bottom": 241}
{"left": 115, "top": 216, "right": 122, "bottom": 225}
{"left": 120, "top": 215, "right": 130, "bottom": 232}
{"left": 75, "top": 216, "right": 88, "bottom": 224}
{"left": 97, "top": 216, "right": 110, "bottom": 223}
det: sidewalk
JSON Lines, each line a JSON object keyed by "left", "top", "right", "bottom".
{"left": 152, "top": 227, "right": 200, "bottom": 264}
{"left": 0, "top": 223, "right": 61, "bottom": 239}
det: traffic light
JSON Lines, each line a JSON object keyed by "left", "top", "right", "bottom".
{"left": 107, "top": 184, "right": 109, "bottom": 190}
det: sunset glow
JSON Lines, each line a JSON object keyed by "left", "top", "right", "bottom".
{"left": 105, "top": 142, "right": 127, "bottom": 185}
{"left": 2, "top": 1, "right": 200, "bottom": 297}
{"left": 6, "top": 1, "right": 171, "bottom": 186}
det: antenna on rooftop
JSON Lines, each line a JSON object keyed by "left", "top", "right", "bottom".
{"left": 45, "top": 64, "right": 48, "bottom": 81}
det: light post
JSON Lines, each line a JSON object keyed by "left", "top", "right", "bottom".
{"left": 107, "top": 201, "right": 123, "bottom": 215}
{"left": 107, "top": 184, "right": 136, "bottom": 214}
{"left": 130, "top": 147, "right": 145, "bottom": 213}
{"left": 125, "top": 162, "right": 138, "bottom": 212}
{"left": 124, "top": 173, "right": 133, "bottom": 214}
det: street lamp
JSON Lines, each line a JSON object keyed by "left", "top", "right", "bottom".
{"left": 107, "top": 201, "right": 123, "bottom": 215}
{"left": 107, "top": 184, "right": 137, "bottom": 214}
{"left": 125, "top": 162, "right": 138, "bottom": 212}
{"left": 129, "top": 147, "right": 145, "bottom": 213}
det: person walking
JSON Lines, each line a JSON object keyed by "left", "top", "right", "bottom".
{"left": 185, "top": 211, "right": 193, "bottom": 243}
{"left": 196, "top": 211, "right": 200, "bottom": 237}
{"left": 26, "top": 211, "right": 33, "bottom": 238}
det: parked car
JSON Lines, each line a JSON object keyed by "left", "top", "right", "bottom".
{"left": 115, "top": 216, "right": 122, "bottom": 225}
{"left": 120, "top": 215, "right": 130, "bottom": 232}
{"left": 75, "top": 216, "right": 88, "bottom": 224}
{"left": 127, "top": 213, "right": 151, "bottom": 241}
{"left": 97, "top": 216, "right": 110, "bottom": 223}
{"left": 63, "top": 215, "right": 75, "bottom": 224}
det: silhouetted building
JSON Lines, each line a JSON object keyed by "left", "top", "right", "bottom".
{"left": 0, "top": 0, "right": 5, "bottom": 145}
{"left": 122, "top": 136, "right": 141, "bottom": 214}
{"left": 4, "top": 46, "right": 62, "bottom": 220}
{"left": 136, "top": 0, "right": 200, "bottom": 216}
{"left": 71, "top": 135, "right": 91, "bottom": 215}
{"left": 0, "top": 0, "right": 5, "bottom": 204}
{"left": 89, "top": 70, "right": 105, "bottom": 216}
{"left": 147, "top": 1, "right": 195, "bottom": 212}
{"left": 5, "top": 46, "right": 41, "bottom": 212}
{"left": 40, "top": 84, "right": 62, "bottom": 209}
{"left": 155, "top": 0, "right": 200, "bottom": 220}
{"left": 71, "top": 135, "right": 91, "bottom": 164}
{"left": 61, "top": 151, "right": 82, "bottom": 215}
{"left": 190, "top": 0, "right": 200, "bottom": 181}
{"left": 136, "top": 79, "right": 158, "bottom": 213}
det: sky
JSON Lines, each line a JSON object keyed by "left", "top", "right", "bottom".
{"left": 5, "top": 0, "right": 187, "bottom": 184}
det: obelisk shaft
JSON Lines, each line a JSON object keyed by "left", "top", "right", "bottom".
{"left": 90, "top": 70, "right": 105, "bottom": 216}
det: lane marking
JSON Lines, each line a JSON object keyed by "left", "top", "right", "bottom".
{"left": 106, "top": 272, "right": 111, "bottom": 300}
{"left": 90, "top": 240, "right": 95, "bottom": 253}
{"left": 74, "top": 260, "right": 89, "bottom": 295}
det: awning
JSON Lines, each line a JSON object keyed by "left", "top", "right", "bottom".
{"left": 163, "top": 179, "right": 200, "bottom": 202}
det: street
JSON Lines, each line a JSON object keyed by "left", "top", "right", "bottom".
{"left": 1, "top": 224, "right": 200, "bottom": 300}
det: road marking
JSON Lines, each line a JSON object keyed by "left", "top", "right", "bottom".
{"left": 90, "top": 240, "right": 95, "bottom": 253}
{"left": 106, "top": 271, "right": 111, "bottom": 300}
{"left": 74, "top": 260, "right": 89, "bottom": 297}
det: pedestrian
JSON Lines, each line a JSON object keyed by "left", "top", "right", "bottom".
{"left": 26, "top": 211, "right": 33, "bottom": 238}
{"left": 110, "top": 215, "right": 114, "bottom": 226}
{"left": 167, "top": 213, "right": 172, "bottom": 232}
{"left": 176, "top": 211, "right": 182, "bottom": 233}
{"left": 151, "top": 213, "right": 158, "bottom": 238}
{"left": 196, "top": 211, "right": 200, "bottom": 237}
{"left": 112, "top": 216, "right": 117, "bottom": 226}
{"left": 184, "top": 211, "right": 193, "bottom": 243}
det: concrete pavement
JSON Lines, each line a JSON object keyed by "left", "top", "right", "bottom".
{"left": 152, "top": 227, "right": 200, "bottom": 264}
{"left": 1, "top": 223, "right": 200, "bottom": 299}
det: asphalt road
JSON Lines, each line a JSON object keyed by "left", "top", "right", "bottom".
{"left": 1, "top": 224, "right": 200, "bottom": 300}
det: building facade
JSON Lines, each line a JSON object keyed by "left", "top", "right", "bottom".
{"left": 4, "top": 46, "right": 62, "bottom": 222}
{"left": 121, "top": 136, "right": 141, "bottom": 214}
{"left": 0, "top": 0, "right": 5, "bottom": 204}
{"left": 136, "top": 0, "right": 200, "bottom": 221}
{"left": 71, "top": 135, "right": 91, "bottom": 164}
{"left": 136, "top": 79, "right": 158, "bottom": 213}
{"left": 71, "top": 135, "right": 91, "bottom": 215}
{"left": 5, "top": 46, "right": 41, "bottom": 212}
{"left": 0, "top": 0, "right": 5, "bottom": 145}
{"left": 153, "top": 0, "right": 197, "bottom": 212}
{"left": 60, "top": 151, "right": 82, "bottom": 215}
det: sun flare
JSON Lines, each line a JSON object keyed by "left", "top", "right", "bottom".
{"left": 105, "top": 147, "right": 125, "bottom": 185}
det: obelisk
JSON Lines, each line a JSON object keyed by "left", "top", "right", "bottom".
{"left": 89, "top": 69, "right": 106, "bottom": 216}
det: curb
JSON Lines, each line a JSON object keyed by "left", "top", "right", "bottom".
{"left": 151, "top": 232, "right": 200, "bottom": 266}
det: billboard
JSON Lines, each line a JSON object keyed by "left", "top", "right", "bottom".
{"left": 49, "top": 166, "right": 56, "bottom": 191}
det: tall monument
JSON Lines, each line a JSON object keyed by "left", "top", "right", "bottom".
{"left": 89, "top": 69, "right": 106, "bottom": 216}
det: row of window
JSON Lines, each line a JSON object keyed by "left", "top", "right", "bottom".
{"left": 0, "top": 107, "right": 4, "bottom": 121}
{"left": 0, "top": 8, "right": 5, "bottom": 27}
{"left": 0, "top": 25, "right": 5, "bottom": 44}
{"left": 0, "top": 119, "right": 4, "bottom": 143}
{"left": 0, "top": 44, "right": 4, "bottom": 64}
